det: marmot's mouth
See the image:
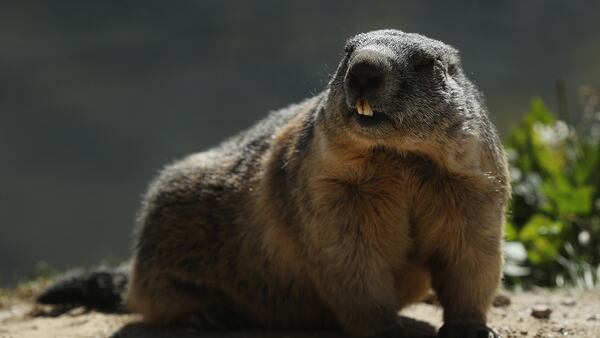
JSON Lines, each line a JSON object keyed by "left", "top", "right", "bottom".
{"left": 353, "top": 98, "right": 392, "bottom": 127}
{"left": 355, "top": 110, "right": 389, "bottom": 127}
{"left": 355, "top": 98, "right": 373, "bottom": 116}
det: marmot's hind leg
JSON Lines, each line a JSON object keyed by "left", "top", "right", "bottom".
{"left": 124, "top": 176, "right": 245, "bottom": 328}
{"left": 125, "top": 267, "right": 249, "bottom": 330}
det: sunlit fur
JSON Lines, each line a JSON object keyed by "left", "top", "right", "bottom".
{"left": 125, "top": 30, "right": 510, "bottom": 337}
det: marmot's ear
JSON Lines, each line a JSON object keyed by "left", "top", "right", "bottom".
{"left": 447, "top": 44, "right": 460, "bottom": 57}
{"left": 445, "top": 46, "right": 462, "bottom": 70}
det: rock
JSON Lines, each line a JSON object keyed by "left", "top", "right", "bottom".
{"left": 552, "top": 326, "right": 570, "bottom": 335}
{"left": 587, "top": 314, "right": 599, "bottom": 321}
{"left": 493, "top": 294, "right": 511, "bottom": 307}
{"left": 560, "top": 297, "right": 576, "bottom": 306}
{"left": 531, "top": 305, "right": 552, "bottom": 319}
{"left": 422, "top": 292, "right": 438, "bottom": 305}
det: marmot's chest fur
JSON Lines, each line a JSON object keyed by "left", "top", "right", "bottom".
{"left": 215, "top": 94, "right": 505, "bottom": 327}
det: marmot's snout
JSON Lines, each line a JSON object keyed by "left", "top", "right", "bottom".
{"left": 344, "top": 48, "right": 392, "bottom": 117}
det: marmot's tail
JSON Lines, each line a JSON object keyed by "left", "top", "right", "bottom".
{"left": 36, "top": 265, "right": 129, "bottom": 311}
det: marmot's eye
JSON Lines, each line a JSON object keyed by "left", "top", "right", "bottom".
{"left": 413, "top": 57, "right": 435, "bottom": 71}
{"left": 448, "top": 63, "right": 458, "bottom": 75}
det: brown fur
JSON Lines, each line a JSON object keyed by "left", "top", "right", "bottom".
{"left": 124, "top": 30, "right": 510, "bottom": 337}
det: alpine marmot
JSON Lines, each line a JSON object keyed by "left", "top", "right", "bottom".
{"left": 39, "top": 29, "right": 510, "bottom": 338}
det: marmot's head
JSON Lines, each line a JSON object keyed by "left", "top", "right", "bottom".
{"left": 322, "top": 29, "right": 481, "bottom": 144}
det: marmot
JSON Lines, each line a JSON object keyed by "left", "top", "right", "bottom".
{"left": 38, "top": 29, "right": 510, "bottom": 338}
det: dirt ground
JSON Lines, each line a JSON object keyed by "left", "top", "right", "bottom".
{"left": 1, "top": 286, "right": 599, "bottom": 338}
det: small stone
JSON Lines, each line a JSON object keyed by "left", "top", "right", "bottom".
{"left": 552, "top": 326, "right": 569, "bottom": 335}
{"left": 531, "top": 305, "right": 552, "bottom": 319}
{"left": 493, "top": 294, "right": 511, "bottom": 307}
{"left": 587, "top": 314, "right": 599, "bottom": 321}
{"left": 560, "top": 297, "right": 576, "bottom": 306}
{"left": 67, "top": 306, "right": 87, "bottom": 316}
{"left": 520, "top": 330, "right": 528, "bottom": 335}
{"left": 422, "top": 292, "right": 438, "bottom": 305}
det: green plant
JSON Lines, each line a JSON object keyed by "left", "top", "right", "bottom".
{"left": 504, "top": 91, "right": 600, "bottom": 288}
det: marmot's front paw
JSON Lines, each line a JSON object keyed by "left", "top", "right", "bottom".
{"left": 438, "top": 323, "right": 499, "bottom": 338}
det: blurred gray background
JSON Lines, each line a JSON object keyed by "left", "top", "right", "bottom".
{"left": 2, "top": 1, "right": 600, "bottom": 286}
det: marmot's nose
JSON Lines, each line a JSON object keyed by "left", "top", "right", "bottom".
{"left": 344, "top": 49, "right": 390, "bottom": 103}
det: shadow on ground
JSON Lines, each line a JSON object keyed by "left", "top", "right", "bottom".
{"left": 109, "top": 316, "right": 437, "bottom": 338}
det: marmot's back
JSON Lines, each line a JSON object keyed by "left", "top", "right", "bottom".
{"left": 139, "top": 96, "right": 319, "bottom": 213}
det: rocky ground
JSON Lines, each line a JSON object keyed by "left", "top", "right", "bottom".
{"left": 1, "top": 282, "right": 599, "bottom": 338}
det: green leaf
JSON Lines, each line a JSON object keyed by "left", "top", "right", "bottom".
{"left": 541, "top": 181, "right": 594, "bottom": 216}
{"left": 529, "top": 127, "right": 566, "bottom": 179}
{"left": 503, "top": 97, "right": 600, "bottom": 287}
{"left": 524, "top": 97, "right": 555, "bottom": 127}
{"left": 506, "top": 98, "right": 559, "bottom": 177}
{"left": 519, "top": 214, "right": 561, "bottom": 264}
{"left": 574, "top": 141, "right": 600, "bottom": 185}
{"left": 505, "top": 221, "right": 518, "bottom": 241}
